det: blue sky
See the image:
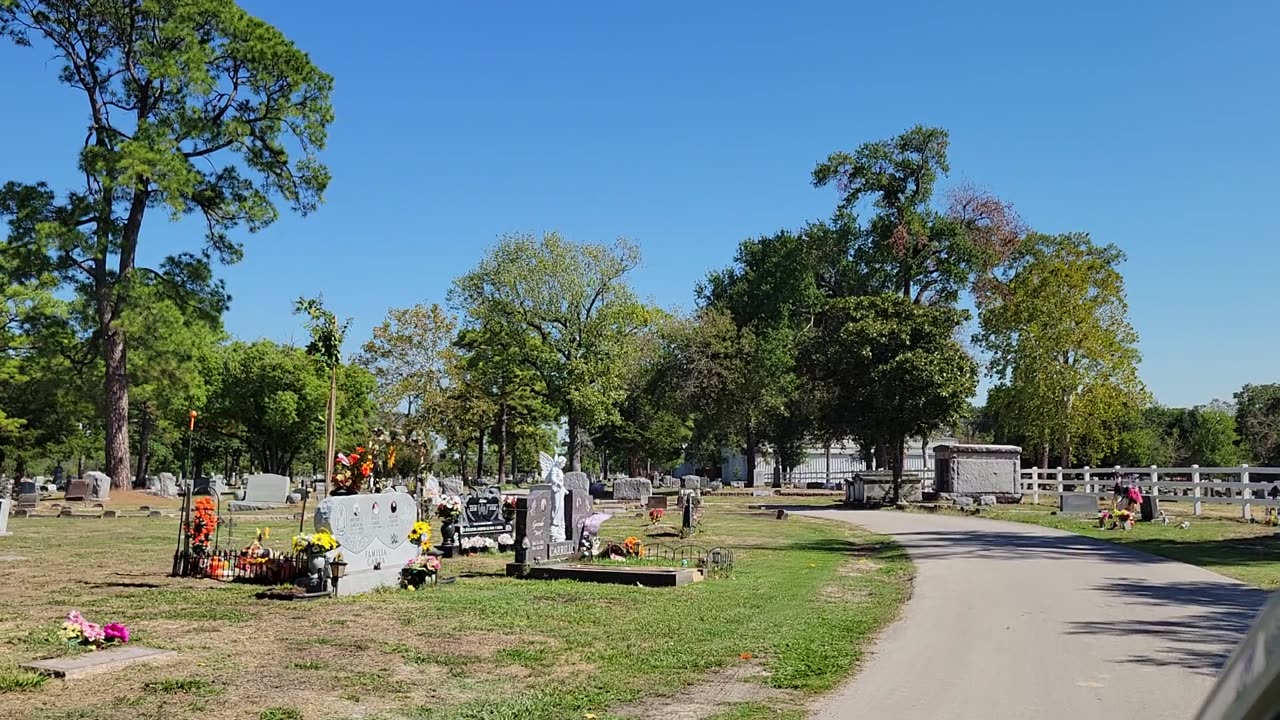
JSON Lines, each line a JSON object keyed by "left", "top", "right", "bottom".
{"left": 3, "top": 1, "right": 1277, "bottom": 408}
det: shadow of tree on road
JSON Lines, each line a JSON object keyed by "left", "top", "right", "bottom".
{"left": 1067, "top": 578, "right": 1267, "bottom": 675}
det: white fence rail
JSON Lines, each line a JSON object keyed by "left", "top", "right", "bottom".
{"left": 1019, "top": 465, "right": 1280, "bottom": 518}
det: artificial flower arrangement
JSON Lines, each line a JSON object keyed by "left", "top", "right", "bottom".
{"left": 435, "top": 496, "right": 463, "bottom": 523}
{"left": 460, "top": 536, "right": 499, "bottom": 554}
{"left": 185, "top": 497, "right": 219, "bottom": 555}
{"left": 496, "top": 532, "right": 515, "bottom": 550}
{"left": 292, "top": 529, "right": 339, "bottom": 554}
{"left": 61, "top": 611, "right": 130, "bottom": 650}
{"left": 502, "top": 495, "right": 518, "bottom": 521}
{"left": 400, "top": 554, "right": 442, "bottom": 590}
{"left": 1112, "top": 508, "right": 1135, "bottom": 529}
{"left": 407, "top": 521, "right": 432, "bottom": 548}
{"left": 648, "top": 508, "right": 665, "bottom": 525}
{"left": 622, "top": 536, "right": 645, "bottom": 558}
{"left": 332, "top": 446, "right": 373, "bottom": 493}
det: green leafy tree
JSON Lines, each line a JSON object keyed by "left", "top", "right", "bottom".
{"left": 0, "top": 0, "right": 333, "bottom": 483}
{"left": 1184, "top": 406, "right": 1242, "bottom": 467}
{"left": 812, "top": 126, "right": 1024, "bottom": 305}
{"left": 201, "top": 340, "right": 371, "bottom": 476}
{"left": 1235, "top": 384, "right": 1280, "bottom": 466}
{"left": 662, "top": 308, "right": 792, "bottom": 487}
{"left": 450, "top": 232, "right": 649, "bottom": 470}
{"left": 803, "top": 294, "right": 977, "bottom": 500}
{"left": 593, "top": 321, "right": 692, "bottom": 476}
{"left": 976, "top": 232, "right": 1146, "bottom": 468}
{"left": 295, "top": 297, "right": 347, "bottom": 487}
{"left": 358, "top": 303, "right": 457, "bottom": 442}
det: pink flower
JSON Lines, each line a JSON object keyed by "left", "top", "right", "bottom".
{"left": 103, "top": 623, "right": 130, "bottom": 643}
{"left": 66, "top": 611, "right": 84, "bottom": 624}
{"left": 81, "top": 622, "right": 105, "bottom": 643}
{"left": 336, "top": 453, "right": 351, "bottom": 466}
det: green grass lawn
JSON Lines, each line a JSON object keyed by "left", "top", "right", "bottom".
{"left": 952, "top": 503, "right": 1280, "bottom": 589}
{"left": 0, "top": 495, "right": 910, "bottom": 720}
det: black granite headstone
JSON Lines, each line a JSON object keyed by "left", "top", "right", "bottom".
{"left": 524, "top": 485, "right": 552, "bottom": 563}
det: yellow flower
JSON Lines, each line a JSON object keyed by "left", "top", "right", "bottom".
{"left": 584, "top": 715, "right": 597, "bottom": 719}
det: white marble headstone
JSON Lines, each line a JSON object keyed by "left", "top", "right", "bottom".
{"left": 313, "top": 491, "right": 417, "bottom": 596}
{"left": 0, "top": 498, "right": 10, "bottom": 536}
{"left": 85, "top": 471, "right": 111, "bottom": 500}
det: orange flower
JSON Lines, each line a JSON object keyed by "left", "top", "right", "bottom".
{"left": 356, "top": 446, "right": 366, "bottom": 454}
{"left": 360, "top": 460, "right": 373, "bottom": 477}
{"left": 739, "top": 652, "right": 753, "bottom": 660}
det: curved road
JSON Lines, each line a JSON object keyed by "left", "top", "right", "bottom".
{"left": 799, "top": 509, "right": 1267, "bottom": 720}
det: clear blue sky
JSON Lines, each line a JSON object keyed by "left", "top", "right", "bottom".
{"left": 3, "top": 1, "right": 1277, "bottom": 408}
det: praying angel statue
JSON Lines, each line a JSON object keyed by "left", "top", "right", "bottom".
{"left": 539, "top": 451, "right": 568, "bottom": 541}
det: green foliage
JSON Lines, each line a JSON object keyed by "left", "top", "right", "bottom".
{"left": 142, "top": 678, "right": 221, "bottom": 696}
{"left": 812, "top": 125, "right": 1022, "bottom": 304}
{"left": 450, "top": 232, "right": 649, "bottom": 469}
{"left": 0, "top": 666, "right": 48, "bottom": 693}
{"left": 804, "top": 294, "right": 976, "bottom": 496}
{"left": 358, "top": 303, "right": 456, "bottom": 431}
{"left": 976, "top": 232, "right": 1146, "bottom": 466}
{"left": 1235, "top": 384, "right": 1280, "bottom": 465}
{"left": 258, "top": 707, "right": 303, "bottom": 720}
{"left": 200, "top": 340, "right": 372, "bottom": 475}
{"left": 0, "top": 0, "right": 333, "bottom": 479}
{"left": 1184, "top": 407, "right": 1242, "bottom": 467}
{"left": 294, "top": 297, "right": 348, "bottom": 371}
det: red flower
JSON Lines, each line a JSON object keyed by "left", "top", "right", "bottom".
{"left": 356, "top": 446, "right": 366, "bottom": 454}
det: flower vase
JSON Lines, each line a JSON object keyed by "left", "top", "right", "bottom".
{"left": 303, "top": 552, "right": 329, "bottom": 593}
{"left": 440, "top": 521, "right": 459, "bottom": 558}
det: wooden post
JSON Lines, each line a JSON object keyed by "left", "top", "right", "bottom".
{"left": 1055, "top": 466, "right": 1063, "bottom": 497}
{"left": 1192, "top": 464, "right": 1202, "bottom": 516}
{"left": 1150, "top": 465, "right": 1160, "bottom": 498}
{"left": 1242, "top": 464, "right": 1251, "bottom": 521}
{"left": 1083, "top": 466, "right": 1092, "bottom": 495}
{"left": 324, "top": 367, "right": 337, "bottom": 494}
{"left": 1031, "top": 467, "right": 1039, "bottom": 504}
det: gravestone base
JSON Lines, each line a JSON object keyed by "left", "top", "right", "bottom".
{"left": 331, "top": 566, "right": 405, "bottom": 597}
{"left": 23, "top": 646, "right": 176, "bottom": 679}
{"left": 521, "top": 563, "right": 703, "bottom": 587}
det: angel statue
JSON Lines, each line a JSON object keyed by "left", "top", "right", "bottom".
{"left": 539, "top": 451, "right": 568, "bottom": 541}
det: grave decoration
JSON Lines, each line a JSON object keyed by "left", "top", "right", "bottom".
{"left": 540, "top": 452, "right": 569, "bottom": 541}
{"left": 291, "top": 529, "right": 338, "bottom": 593}
{"left": 401, "top": 554, "right": 441, "bottom": 589}
{"left": 506, "top": 481, "right": 597, "bottom": 574}
{"left": 434, "top": 495, "right": 464, "bottom": 556}
{"left": 332, "top": 446, "right": 372, "bottom": 496}
{"left": 60, "top": 611, "right": 130, "bottom": 650}
{"left": 648, "top": 507, "right": 665, "bottom": 525}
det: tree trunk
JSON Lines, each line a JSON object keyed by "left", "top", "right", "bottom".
{"left": 476, "top": 427, "right": 486, "bottom": 481}
{"left": 567, "top": 414, "right": 581, "bottom": 471}
{"left": 746, "top": 426, "right": 758, "bottom": 488}
{"left": 510, "top": 436, "right": 517, "bottom": 483}
{"left": 825, "top": 442, "right": 832, "bottom": 483}
{"left": 497, "top": 403, "right": 508, "bottom": 485}
{"left": 460, "top": 441, "right": 470, "bottom": 483}
{"left": 1040, "top": 443, "right": 1050, "bottom": 473}
{"left": 891, "top": 436, "right": 906, "bottom": 503}
{"left": 135, "top": 405, "right": 153, "bottom": 487}
{"left": 324, "top": 368, "right": 337, "bottom": 492}
{"left": 104, "top": 324, "right": 132, "bottom": 487}
{"left": 875, "top": 440, "right": 889, "bottom": 473}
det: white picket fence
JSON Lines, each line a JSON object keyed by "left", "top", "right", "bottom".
{"left": 1020, "top": 465, "right": 1280, "bottom": 519}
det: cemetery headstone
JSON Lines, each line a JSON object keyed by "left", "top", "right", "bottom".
{"left": 647, "top": 495, "right": 669, "bottom": 511}
{"left": 519, "top": 485, "right": 553, "bottom": 564}
{"left": 1059, "top": 494, "right": 1097, "bottom": 514}
{"left": 440, "top": 477, "right": 464, "bottom": 497}
{"left": 52, "top": 464, "right": 65, "bottom": 488}
{"left": 0, "top": 498, "right": 10, "bottom": 536}
{"left": 228, "top": 473, "right": 289, "bottom": 511}
{"left": 17, "top": 483, "right": 39, "bottom": 509}
{"left": 660, "top": 475, "right": 679, "bottom": 489}
{"left": 458, "top": 486, "right": 510, "bottom": 538}
{"left": 707, "top": 480, "right": 722, "bottom": 493}
{"left": 978, "top": 495, "right": 997, "bottom": 506}
{"left": 563, "top": 471, "right": 589, "bottom": 494}
{"left": 85, "top": 471, "right": 111, "bottom": 500}
{"left": 313, "top": 490, "right": 417, "bottom": 596}
{"left": 64, "top": 479, "right": 91, "bottom": 502}
{"left": 570, "top": 488, "right": 592, "bottom": 537}
{"left": 681, "top": 475, "right": 702, "bottom": 490}
{"left": 589, "top": 480, "right": 606, "bottom": 498}
{"left": 682, "top": 501, "right": 695, "bottom": 534}
{"left": 614, "top": 477, "right": 652, "bottom": 502}
{"left": 17, "top": 480, "right": 36, "bottom": 497}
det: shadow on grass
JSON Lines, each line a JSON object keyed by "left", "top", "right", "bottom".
{"left": 1067, "top": 578, "right": 1267, "bottom": 675}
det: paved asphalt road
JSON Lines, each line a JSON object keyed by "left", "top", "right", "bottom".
{"left": 799, "top": 509, "right": 1268, "bottom": 720}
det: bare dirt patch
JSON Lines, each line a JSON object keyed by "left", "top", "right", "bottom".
{"left": 611, "top": 661, "right": 799, "bottom": 720}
